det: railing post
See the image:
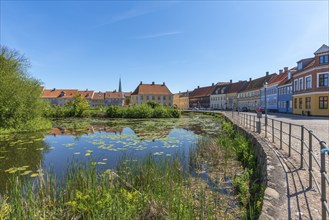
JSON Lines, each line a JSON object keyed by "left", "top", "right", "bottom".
{"left": 300, "top": 125, "right": 304, "bottom": 168}
{"left": 309, "top": 130, "right": 313, "bottom": 188}
{"left": 272, "top": 119, "right": 274, "bottom": 143}
{"left": 253, "top": 115, "right": 256, "bottom": 132}
{"left": 265, "top": 116, "right": 268, "bottom": 138}
{"left": 280, "top": 121, "right": 283, "bottom": 149}
{"left": 288, "top": 123, "right": 292, "bottom": 157}
{"left": 320, "top": 141, "right": 327, "bottom": 220}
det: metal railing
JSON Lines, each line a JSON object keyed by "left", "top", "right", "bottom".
{"left": 228, "top": 111, "right": 329, "bottom": 220}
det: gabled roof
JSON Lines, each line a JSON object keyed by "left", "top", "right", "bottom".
{"left": 93, "top": 92, "right": 105, "bottom": 100}
{"left": 105, "top": 91, "right": 124, "bottom": 99}
{"left": 78, "top": 90, "right": 94, "bottom": 99}
{"left": 189, "top": 85, "right": 217, "bottom": 98}
{"left": 212, "top": 83, "right": 231, "bottom": 95}
{"left": 131, "top": 83, "right": 172, "bottom": 96}
{"left": 42, "top": 89, "right": 78, "bottom": 98}
{"left": 227, "top": 81, "right": 248, "bottom": 94}
{"left": 314, "top": 44, "right": 329, "bottom": 55}
{"left": 267, "top": 72, "right": 286, "bottom": 86}
{"left": 278, "top": 67, "right": 297, "bottom": 86}
{"left": 241, "top": 74, "right": 276, "bottom": 92}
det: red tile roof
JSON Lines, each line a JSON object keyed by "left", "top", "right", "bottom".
{"left": 93, "top": 92, "right": 105, "bottom": 100}
{"left": 226, "top": 81, "right": 248, "bottom": 94}
{"left": 42, "top": 89, "right": 78, "bottom": 98}
{"left": 78, "top": 90, "right": 94, "bottom": 99}
{"left": 189, "top": 85, "right": 217, "bottom": 98}
{"left": 105, "top": 91, "right": 124, "bottom": 99}
{"left": 131, "top": 83, "right": 172, "bottom": 95}
{"left": 267, "top": 72, "right": 287, "bottom": 86}
{"left": 242, "top": 74, "right": 276, "bottom": 92}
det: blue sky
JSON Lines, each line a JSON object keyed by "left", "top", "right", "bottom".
{"left": 1, "top": 1, "right": 328, "bottom": 93}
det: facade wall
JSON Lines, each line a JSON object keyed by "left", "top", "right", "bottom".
{"left": 292, "top": 62, "right": 329, "bottom": 116}
{"left": 91, "top": 99, "right": 105, "bottom": 107}
{"left": 278, "top": 84, "right": 293, "bottom": 113}
{"left": 105, "top": 98, "right": 124, "bottom": 107}
{"left": 178, "top": 97, "right": 189, "bottom": 110}
{"left": 238, "top": 90, "right": 260, "bottom": 111}
{"left": 293, "top": 92, "right": 329, "bottom": 116}
{"left": 227, "top": 93, "right": 238, "bottom": 110}
{"left": 131, "top": 95, "right": 173, "bottom": 106}
{"left": 210, "top": 94, "right": 227, "bottom": 109}
{"left": 260, "top": 85, "right": 278, "bottom": 111}
{"left": 189, "top": 97, "right": 210, "bottom": 108}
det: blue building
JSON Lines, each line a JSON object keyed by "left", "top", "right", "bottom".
{"left": 277, "top": 68, "right": 296, "bottom": 113}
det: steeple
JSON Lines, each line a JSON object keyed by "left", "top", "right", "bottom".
{"left": 119, "top": 77, "right": 122, "bottom": 92}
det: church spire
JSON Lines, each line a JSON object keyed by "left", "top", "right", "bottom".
{"left": 119, "top": 77, "right": 122, "bottom": 92}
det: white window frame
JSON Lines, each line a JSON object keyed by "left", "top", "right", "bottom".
{"left": 305, "top": 75, "right": 312, "bottom": 89}
{"left": 299, "top": 78, "right": 303, "bottom": 91}
{"left": 294, "top": 79, "right": 299, "bottom": 91}
{"left": 317, "top": 72, "right": 329, "bottom": 88}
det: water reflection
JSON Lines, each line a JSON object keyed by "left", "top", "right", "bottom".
{"left": 0, "top": 115, "right": 222, "bottom": 193}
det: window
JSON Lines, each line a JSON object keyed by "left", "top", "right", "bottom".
{"left": 318, "top": 73, "right": 329, "bottom": 87}
{"left": 299, "top": 98, "right": 303, "bottom": 109}
{"left": 294, "top": 98, "right": 297, "bottom": 109}
{"left": 320, "top": 55, "right": 329, "bottom": 64}
{"left": 298, "top": 62, "right": 303, "bottom": 70}
{"left": 319, "top": 96, "right": 328, "bottom": 109}
{"left": 305, "top": 76, "right": 312, "bottom": 89}
{"left": 306, "top": 97, "right": 311, "bottom": 109}
{"left": 299, "top": 78, "right": 303, "bottom": 90}
{"left": 294, "top": 80, "right": 299, "bottom": 91}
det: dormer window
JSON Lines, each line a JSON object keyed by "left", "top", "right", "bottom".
{"left": 60, "top": 91, "right": 65, "bottom": 97}
{"left": 297, "top": 62, "right": 303, "bottom": 70}
{"left": 320, "top": 55, "right": 329, "bottom": 64}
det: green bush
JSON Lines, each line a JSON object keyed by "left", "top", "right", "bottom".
{"left": 0, "top": 46, "right": 51, "bottom": 132}
{"left": 105, "top": 105, "right": 180, "bottom": 119}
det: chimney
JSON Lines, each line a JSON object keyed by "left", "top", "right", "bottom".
{"left": 266, "top": 71, "right": 269, "bottom": 76}
{"left": 152, "top": 81, "right": 155, "bottom": 85}
{"left": 249, "top": 77, "right": 252, "bottom": 82}
{"left": 140, "top": 81, "right": 143, "bottom": 85}
{"left": 162, "top": 82, "right": 165, "bottom": 86}
{"left": 279, "top": 69, "right": 283, "bottom": 74}
{"left": 52, "top": 88, "right": 56, "bottom": 91}
{"left": 212, "top": 83, "right": 214, "bottom": 86}
{"left": 230, "top": 79, "right": 232, "bottom": 84}
{"left": 197, "top": 86, "right": 200, "bottom": 89}
{"left": 179, "top": 91, "right": 181, "bottom": 93}
{"left": 284, "top": 67, "right": 288, "bottom": 72}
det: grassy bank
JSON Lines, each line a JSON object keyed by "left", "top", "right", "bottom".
{"left": 0, "top": 117, "right": 52, "bottom": 134}
{"left": 0, "top": 154, "right": 241, "bottom": 219}
{"left": 204, "top": 112, "right": 265, "bottom": 219}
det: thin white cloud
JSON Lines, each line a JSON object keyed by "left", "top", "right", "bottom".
{"left": 95, "top": 2, "right": 180, "bottom": 28}
{"left": 136, "top": 31, "right": 183, "bottom": 39}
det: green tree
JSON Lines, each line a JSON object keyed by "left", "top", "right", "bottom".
{"left": 65, "top": 94, "right": 90, "bottom": 117}
{"left": 0, "top": 46, "right": 50, "bottom": 131}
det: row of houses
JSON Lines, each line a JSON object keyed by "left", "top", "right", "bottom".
{"left": 40, "top": 44, "right": 328, "bottom": 116}
{"left": 41, "top": 88, "right": 132, "bottom": 107}
{"left": 40, "top": 80, "right": 175, "bottom": 107}
{"left": 174, "top": 44, "right": 328, "bottom": 116}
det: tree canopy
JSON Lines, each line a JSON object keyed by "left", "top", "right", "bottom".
{"left": 0, "top": 46, "right": 50, "bottom": 131}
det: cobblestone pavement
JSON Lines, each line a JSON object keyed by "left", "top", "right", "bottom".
{"left": 220, "top": 111, "right": 329, "bottom": 220}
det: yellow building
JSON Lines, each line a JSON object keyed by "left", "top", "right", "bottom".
{"left": 292, "top": 44, "right": 329, "bottom": 116}
{"left": 173, "top": 92, "right": 189, "bottom": 110}
{"left": 130, "top": 82, "right": 173, "bottom": 106}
